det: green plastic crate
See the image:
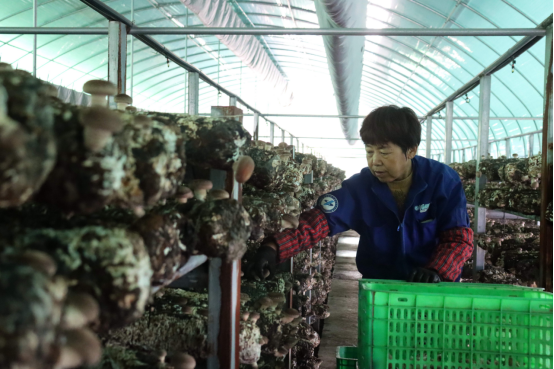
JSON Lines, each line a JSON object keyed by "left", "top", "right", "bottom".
{"left": 358, "top": 280, "right": 553, "bottom": 369}
{"left": 337, "top": 346, "right": 358, "bottom": 368}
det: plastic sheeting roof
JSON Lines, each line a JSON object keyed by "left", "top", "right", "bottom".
{"left": 0, "top": 0, "right": 552, "bottom": 176}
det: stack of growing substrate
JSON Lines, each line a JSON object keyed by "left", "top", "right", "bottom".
{"left": 0, "top": 68, "right": 344, "bottom": 369}
{"left": 461, "top": 208, "right": 541, "bottom": 286}
{"left": 110, "top": 141, "right": 345, "bottom": 369}
{"left": 241, "top": 140, "right": 344, "bottom": 369}
{"left": 450, "top": 155, "right": 542, "bottom": 286}
{"left": 450, "top": 154, "right": 541, "bottom": 214}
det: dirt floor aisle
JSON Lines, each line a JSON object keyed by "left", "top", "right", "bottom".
{"left": 318, "top": 233, "right": 362, "bottom": 368}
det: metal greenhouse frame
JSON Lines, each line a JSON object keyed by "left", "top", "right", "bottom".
{"left": 1, "top": 2, "right": 552, "bottom": 368}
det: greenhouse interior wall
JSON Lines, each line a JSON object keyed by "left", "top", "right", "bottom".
{"left": 0, "top": 1, "right": 553, "bottom": 369}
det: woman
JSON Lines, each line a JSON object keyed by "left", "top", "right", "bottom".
{"left": 249, "top": 105, "right": 473, "bottom": 283}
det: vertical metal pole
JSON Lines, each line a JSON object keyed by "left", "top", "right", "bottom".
{"left": 529, "top": 134, "right": 534, "bottom": 157}
{"left": 540, "top": 25, "right": 553, "bottom": 292}
{"left": 229, "top": 96, "right": 237, "bottom": 107}
{"left": 425, "top": 116, "right": 432, "bottom": 158}
{"left": 308, "top": 248, "right": 313, "bottom": 323}
{"left": 108, "top": 21, "right": 127, "bottom": 107}
{"left": 290, "top": 135, "right": 295, "bottom": 159}
{"left": 505, "top": 138, "right": 511, "bottom": 157}
{"left": 208, "top": 173, "right": 242, "bottom": 369}
{"left": 288, "top": 256, "right": 294, "bottom": 368}
{"left": 269, "top": 122, "right": 275, "bottom": 145}
{"left": 253, "top": 112, "right": 259, "bottom": 141}
{"left": 184, "top": 7, "right": 188, "bottom": 113}
{"left": 207, "top": 257, "right": 222, "bottom": 369}
{"left": 445, "top": 101, "right": 454, "bottom": 164}
{"left": 217, "top": 41, "right": 221, "bottom": 106}
{"left": 296, "top": 138, "right": 300, "bottom": 153}
{"left": 220, "top": 173, "right": 242, "bottom": 369}
{"left": 188, "top": 72, "right": 199, "bottom": 115}
{"left": 281, "top": 129, "right": 285, "bottom": 143}
{"left": 462, "top": 149, "right": 466, "bottom": 163}
{"left": 32, "top": 0, "right": 37, "bottom": 77}
{"left": 473, "top": 74, "right": 491, "bottom": 277}
{"left": 302, "top": 143, "right": 304, "bottom": 153}
{"left": 130, "top": 0, "right": 134, "bottom": 100}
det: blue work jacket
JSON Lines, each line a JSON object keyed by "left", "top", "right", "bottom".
{"left": 316, "top": 155, "right": 470, "bottom": 280}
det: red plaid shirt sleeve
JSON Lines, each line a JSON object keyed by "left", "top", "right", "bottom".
{"left": 273, "top": 208, "right": 330, "bottom": 263}
{"left": 426, "top": 227, "right": 474, "bottom": 281}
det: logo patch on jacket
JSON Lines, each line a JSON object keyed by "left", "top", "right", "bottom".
{"left": 319, "top": 194, "right": 339, "bottom": 213}
{"left": 414, "top": 203, "right": 430, "bottom": 213}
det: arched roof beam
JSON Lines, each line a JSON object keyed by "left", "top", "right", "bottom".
{"left": 362, "top": 70, "right": 433, "bottom": 112}
{"left": 500, "top": 0, "right": 539, "bottom": 25}
{"left": 457, "top": 1, "right": 543, "bottom": 67}
{"left": 360, "top": 77, "right": 432, "bottom": 114}
{"left": 363, "top": 46, "right": 508, "bottom": 139}
{"left": 365, "top": 2, "right": 544, "bottom": 101}
{"left": 357, "top": 13, "right": 539, "bottom": 123}
{"left": 362, "top": 68, "right": 438, "bottom": 110}
{"left": 363, "top": 39, "right": 515, "bottom": 137}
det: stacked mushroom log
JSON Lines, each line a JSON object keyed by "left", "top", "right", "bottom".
{"left": 450, "top": 154, "right": 542, "bottom": 215}
{"left": 450, "top": 155, "right": 542, "bottom": 286}
{"left": 0, "top": 71, "right": 256, "bottom": 369}
{"left": 460, "top": 208, "right": 541, "bottom": 286}
{"left": 241, "top": 141, "right": 344, "bottom": 368}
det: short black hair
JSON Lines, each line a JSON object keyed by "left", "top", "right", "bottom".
{"left": 359, "top": 105, "right": 421, "bottom": 154}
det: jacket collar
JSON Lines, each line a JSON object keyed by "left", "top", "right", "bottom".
{"left": 367, "top": 156, "right": 428, "bottom": 218}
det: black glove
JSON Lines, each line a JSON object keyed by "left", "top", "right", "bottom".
{"left": 246, "top": 245, "right": 277, "bottom": 280}
{"left": 408, "top": 267, "right": 441, "bottom": 283}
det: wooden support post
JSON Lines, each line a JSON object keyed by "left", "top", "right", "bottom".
{"left": 540, "top": 25, "right": 553, "bottom": 292}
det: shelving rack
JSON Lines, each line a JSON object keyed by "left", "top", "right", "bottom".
{"left": 420, "top": 19, "right": 553, "bottom": 291}
{"left": 2, "top": 3, "right": 552, "bottom": 368}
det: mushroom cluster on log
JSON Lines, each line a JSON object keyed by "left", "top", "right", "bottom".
{"left": 0, "top": 73, "right": 252, "bottom": 215}
{"left": 0, "top": 250, "right": 102, "bottom": 369}
{"left": 450, "top": 155, "right": 542, "bottom": 215}
{"left": 0, "top": 69, "right": 56, "bottom": 207}
{"left": 0, "top": 226, "right": 153, "bottom": 332}
{"left": 107, "top": 289, "right": 210, "bottom": 360}
{"left": 91, "top": 344, "right": 196, "bottom": 369}
{"left": 461, "top": 209, "right": 540, "bottom": 286}
{"left": 0, "top": 69, "right": 347, "bottom": 369}
{"left": 238, "top": 144, "right": 344, "bottom": 367}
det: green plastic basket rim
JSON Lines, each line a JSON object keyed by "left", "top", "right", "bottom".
{"left": 359, "top": 288, "right": 553, "bottom": 305}
{"left": 359, "top": 279, "right": 545, "bottom": 291}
